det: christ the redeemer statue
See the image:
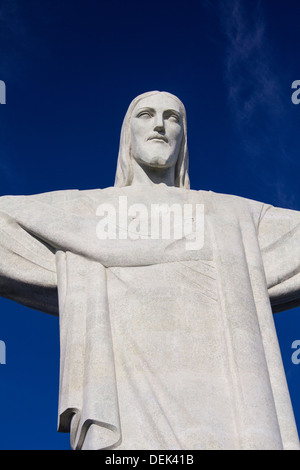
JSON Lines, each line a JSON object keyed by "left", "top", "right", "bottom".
{"left": 0, "top": 91, "right": 300, "bottom": 450}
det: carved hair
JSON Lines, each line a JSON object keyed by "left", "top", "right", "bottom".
{"left": 114, "top": 91, "right": 190, "bottom": 189}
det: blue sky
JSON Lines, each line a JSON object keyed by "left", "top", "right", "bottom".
{"left": 0, "top": 0, "right": 300, "bottom": 450}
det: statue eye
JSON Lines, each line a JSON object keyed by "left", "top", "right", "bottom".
{"left": 137, "top": 111, "right": 152, "bottom": 119}
{"left": 165, "top": 113, "right": 180, "bottom": 123}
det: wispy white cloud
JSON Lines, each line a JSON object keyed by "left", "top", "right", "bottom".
{"left": 220, "top": 0, "right": 283, "bottom": 127}
{"left": 203, "top": 0, "right": 294, "bottom": 206}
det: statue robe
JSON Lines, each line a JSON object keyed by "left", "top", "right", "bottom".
{"left": 0, "top": 185, "right": 299, "bottom": 450}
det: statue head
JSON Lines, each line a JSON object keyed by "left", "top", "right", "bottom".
{"left": 114, "top": 91, "right": 190, "bottom": 189}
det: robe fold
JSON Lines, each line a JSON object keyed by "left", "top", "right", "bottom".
{"left": 0, "top": 185, "right": 299, "bottom": 449}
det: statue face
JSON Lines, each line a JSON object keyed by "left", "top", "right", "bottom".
{"left": 130, "top": 93, "right": 184, "bottom": 170}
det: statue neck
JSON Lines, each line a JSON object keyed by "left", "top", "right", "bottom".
{"left": 130, "top": 160, "right": 176, "bottom": 188}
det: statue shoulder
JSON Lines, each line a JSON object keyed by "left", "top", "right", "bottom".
{"left": 203, "top": 189, "right": 268, "bottom": 223}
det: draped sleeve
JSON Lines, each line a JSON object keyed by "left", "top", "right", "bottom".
{"left": 259, "top": 204, "right": 300, "bottom": 313}
{"left": 0, "top": 194, "right": 58, "bottom": 315}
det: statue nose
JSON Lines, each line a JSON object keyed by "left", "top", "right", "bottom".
{"left": 153, "top": 113, "right": 165, "bottom": 132}
{"left": 153, "top": 114, "right": 165, "bottom": 132}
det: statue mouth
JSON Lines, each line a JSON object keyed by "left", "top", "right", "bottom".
{"left": 147, "top": 135, "right": 168, "bottom": 143}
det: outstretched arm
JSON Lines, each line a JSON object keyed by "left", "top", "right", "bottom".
{"left": 0, "top": 201, "right": 58, "bottom": 315}
{"left": 259, "top": 204, "right": 300, "bottom": 313}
